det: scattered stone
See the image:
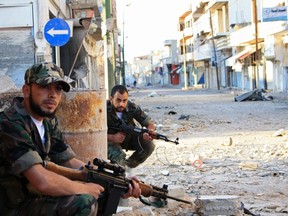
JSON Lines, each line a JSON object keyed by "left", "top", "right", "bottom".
{"left": 178, "top": 115, "right": 190, "bottom": 120}
{"left": 168, "top": 110, "right": 177, "bottom": 115}
{"left": 222, "top": 137, "right": 233, "bottom": 146}
{"left": 273, "top": 128, "right": 285, "bottom": 137}
{"left": 148, "top": 91, "right": 157, "bottom": 97}
{"left": 155, "top": 124, "right": 164, "bottom": 130}
{"left": 239, "top": 162, "right": 259, "bottom": 171}
{"left": 115, "top": 206, "right": 155, "bottom": 216}
{"left": 160, "top": 170, "right": 170, "bottom": 176}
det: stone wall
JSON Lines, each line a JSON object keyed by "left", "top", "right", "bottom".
{"left": 0, "top": 91, "right": 22, "bottom": 112}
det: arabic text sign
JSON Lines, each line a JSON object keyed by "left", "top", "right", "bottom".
{"left": 263, "top": 6, "right": 288, "bottom": 22}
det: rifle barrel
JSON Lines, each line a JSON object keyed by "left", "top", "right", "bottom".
{"left": 166, "top": 195, "right": 192, "bottom": 204}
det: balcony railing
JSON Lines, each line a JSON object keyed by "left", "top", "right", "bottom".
{"left": 216, "top": 35, "right": 231, "bottom": 50}
{"left": 183, "top": 26, "right": 193, "bottom": 37}
{"left": 194, "top": 43, "right": 211, "bottom": 61}
{"left": 193, "top": 13, "right": 210, "bottom": 35}
{"left": 179, "top": 52, "right": 194, "bottom": 63}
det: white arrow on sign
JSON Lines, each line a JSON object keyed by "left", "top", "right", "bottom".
{"left": 47, "top": 28, "right": 69, "bottom": 37}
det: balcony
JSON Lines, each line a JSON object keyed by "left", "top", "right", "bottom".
{"left": 163, "top": 40, "right": 175, "bottom": 46}
{"left": 216, "top": 35, "right": 231, "bottom": 50}
{"left": 194, "top": 43, "right": 211, "bottom": 61}
{"left": 193, "top": 13, "right": 210, "bottom": 35}
{"left": 192, "top": 0, "right": 209, "bottom": 20}
{"left": 69, "top": 0, "right": 98, "bottom": 9}
{"left": 183, "top": 26, "right": 193, "bottom": 37}
{"left": 229, "top": 21, "right": 286, "bottom": 47}
{"left": 179, "top": 52, "right": 194, "bottom": 63}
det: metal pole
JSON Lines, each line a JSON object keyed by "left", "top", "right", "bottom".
{"left": 253, "top": 0, "right": 259, "bottom": 89}
{"left": 209, "top": 10, "right": 220, "bottom": 90}
{"left": 182, "top": 23, "right": 188, "bottom": 90}
{"left": 121, "top": 8, "right": 126, "bottom": 86}
{"left": 68, "top": 18, "right": 92, "bottom": 79}
{"left": 151, "top": 52, "right": 153, "bottom": 84}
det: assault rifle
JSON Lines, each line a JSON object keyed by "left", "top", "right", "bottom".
{"left": 39, "top": 158, "right": 191, "bottom": 215}
{"left": 109, "top": 124, "right": 179, "bottom": 145}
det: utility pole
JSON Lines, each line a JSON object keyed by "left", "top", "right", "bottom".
{"left": 151, "top": 51, "right": 153, "bottom": 84}
{"left": 253, "top": 0, "right": 267, "bottom": 89}
{"left": 120, "top": 3, "right": 131, "bottom": 87}
{"left": 103, "top": 0, "right": 116, "bottom": 97}
{"left": 253, "top": 0, "right": 259, "bottom": 89}
{"left": 209, "top": 10, "right": 220, "bottom": 90}
{"left": 181, "top": 22, "right": 188, "bottom": 90}
{"left": 121, "top": 6, "right": 126, "bottom": 86}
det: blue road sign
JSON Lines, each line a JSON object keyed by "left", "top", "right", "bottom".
{"left": 44, "top": 18, "right": 71, "bottom": 46}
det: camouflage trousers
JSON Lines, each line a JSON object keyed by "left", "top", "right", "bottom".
{"left": 17, "top": 194, "right": 97, "bottom": 216}
{"left": 108, "top": 134, "right": 155, "bottom": 168}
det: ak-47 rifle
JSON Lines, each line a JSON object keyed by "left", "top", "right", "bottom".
{"left": 38, "top": 158, "right": 191, "bottom": 215}
{"left": 109, "top": 124, "right": 179, "bottom": 145}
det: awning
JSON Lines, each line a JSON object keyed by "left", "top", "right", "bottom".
{"left": 237, "top": 47, "right": 256, "bottom": 60}
{"left": 225, "top": 49, "right": 249, "bottom": 66}
{"left": 170, "top": 66, "right": 185, "bottom": 74}
{"left": 225, "top": 47, "right": 256, "bottom": 66}
{"left": 176, "top": 66, "right": 183, "bottom": 74}
{"left": 170, "top": 66, "right": 181, "bottom": 73}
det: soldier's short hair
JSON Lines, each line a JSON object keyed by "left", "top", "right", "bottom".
{"left": 110, "top": 85, "right": 128, "bottom": 97}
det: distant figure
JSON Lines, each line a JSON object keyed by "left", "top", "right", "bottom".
{"left": 133, "top": 80, "right": 137, "bottom": 88}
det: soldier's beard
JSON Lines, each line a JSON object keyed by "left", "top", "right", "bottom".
{"left": 112, "top": 103, "right": 125, "bottom": 112}
{"left": 29, "top": 96, "right": 56, "bottom": 118}
{"left": 115, "top": 107, "right": 124, "bottom": 112}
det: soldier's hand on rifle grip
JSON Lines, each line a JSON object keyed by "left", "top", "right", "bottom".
{"left": 121, "top": 177, "right": 141, "bottom": 199}
{"left": 143, "top": 132, "right": 153, "bottom": 141}
{"left": 83, "top": 182, "right": 104, "bottom": 199}
{"left": 149, "top": 130, "right": 158, "bottom": 140}
{"left": 111, "top": 132, "right": 126, "bottom": 144}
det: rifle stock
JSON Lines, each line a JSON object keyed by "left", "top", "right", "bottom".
{"left": 28, "top": 159, "right": 191, "bottom": 215}
{"left": 42, "top": 161, "right": 86, "bottom": 181}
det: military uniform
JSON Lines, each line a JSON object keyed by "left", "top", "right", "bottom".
{"left": 0, "top": 63, "right": 97, "bottom": 216}
{"left": 107, "top": 100, "right": 155, "bottom": 168}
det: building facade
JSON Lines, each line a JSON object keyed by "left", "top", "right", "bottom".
{"left": 177, "top": 0, "right": 288, "bottom": 92}
{"left": 0, "top": 0, "right": 107, "bottom": 92}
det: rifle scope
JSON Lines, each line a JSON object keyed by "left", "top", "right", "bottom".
{"left": 93, "top": 158, "right": 125, "bottom": 175}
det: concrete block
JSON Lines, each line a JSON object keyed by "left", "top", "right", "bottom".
{"left": 168, "top": 184, "right": 186, "bottom": 197}
{"left": 167, "top": 185, "right": 192, "bottom": 209}
{"left": 194, "top": 195, "right": 244, "bottom": 215}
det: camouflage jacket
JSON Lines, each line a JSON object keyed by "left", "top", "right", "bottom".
{"left": 0, "top": 97, "right": 76, "bottom": 210}
{"left": 106, "top": 100, "right": 152, "bottom": 136}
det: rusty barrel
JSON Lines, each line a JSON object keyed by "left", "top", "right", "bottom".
{"left": 56, "top": 89, "right": 107, "bottom": 163}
